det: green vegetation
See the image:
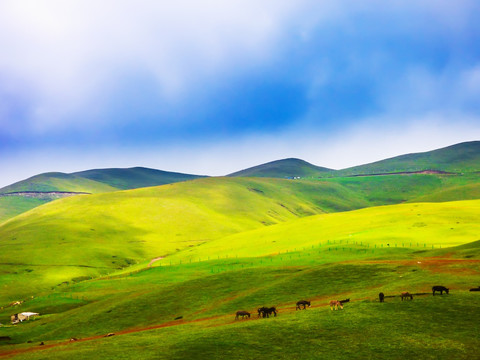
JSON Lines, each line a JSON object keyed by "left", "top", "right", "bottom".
{"left": 334, "top": 141, "right": 480, "bottom": 176}
{"left": 228, "top": 158, "right": 332, "bottom": 178}
{"left": 0, "top": 167, "right": 204, "bottom": 223}
{"left": 72, "top": 167, "right": 205, "bottom": 190}
{"left": 0, "top": 173, "right": 117, "bottom": 194}
{"left": 0, "top": 141, "right": 479, "bottom": 359}
{"left": 1, "top": 239, "right": 479, "bottom": 359}
{"left": 0, "top": 177, "right": 369, "bottom": 303}
{"left": 0, "top": 197, "right": 49, "bottom": 224}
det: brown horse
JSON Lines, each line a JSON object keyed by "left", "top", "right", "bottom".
{"left": 235, "top": 311, "right": 251, "bottom": 320}
{"left": 401, "top": 292, "right": 413, "bottom": 301}
{"left": 329, "top": 300, "right": 343, "bottom": 310}
{"left": 432, "top": 286, "right": 449, "bottom": 295}
{"left": 257, "top": 307, "right": 277, "bottom": 318}
{"left": 296, "top": 300, "right": 311, "bottom": 310}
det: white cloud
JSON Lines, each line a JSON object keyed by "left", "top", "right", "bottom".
{"left": 0, "top": 0, "right": 307, "bottom": 134}
{"left": 1, "top": 111, "right": 479, "bottom": 188}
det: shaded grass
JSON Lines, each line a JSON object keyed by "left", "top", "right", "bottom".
{"left": 4, "top": 293, "right": 480, "bottom": 360}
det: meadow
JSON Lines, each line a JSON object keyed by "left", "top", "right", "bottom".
{"left": 0, "top": 145, "right": 479, "bottom": 359}
{"left": 1, "top": 197, "right": 479, "bottom": 359}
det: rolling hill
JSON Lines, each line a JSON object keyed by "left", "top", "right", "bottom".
{"left": 0, "top": 167, "right": 205, "bottom": 223}
{"left": 1, "top": 199, "right": 479, "bottom": 359}
{"left": 228, "top": 158, "right": 333, "bottom": 178}
{"left": 334, "top": 140, "right": 480, "bottom": 176}
{"left": 0, "top": 177, "right": 369, "bottom": 302}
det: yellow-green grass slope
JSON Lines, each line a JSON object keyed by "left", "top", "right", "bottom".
{"left": 0, "top": 177, "right": 367, "bottom": 303}
{"left": 161, "top": 199, "right": 480, "bottom": 263}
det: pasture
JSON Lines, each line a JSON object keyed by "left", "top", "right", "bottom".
{"left": 1, "top": 237, "right": 479, "bottom": 359}
{"left": 0, "top": 174, "right": 479, "bottom": 358}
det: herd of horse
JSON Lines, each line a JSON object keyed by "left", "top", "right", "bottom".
{"left": 235, "top": 285, "right": 453, "bottom": 320}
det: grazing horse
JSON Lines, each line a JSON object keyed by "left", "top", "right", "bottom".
{"left": 379, "top": 292, "right": 385, "bottom": 302}
{"left": 235, "top": 311, "right": 251, "bottom": 320}
{"left": 432, "top": 286, "right": 449, "bottom": 295}
{"left": 258, "top": 307, "right": 277, "bottom": 318}
{"left": 329, "top": 300, "right": 343, "bottom": 310}
{"left": 296, "top": 300, "right": 311, "bottom": 310}
{"left": 401, "top": 292, "right": 413, "bottom": 301}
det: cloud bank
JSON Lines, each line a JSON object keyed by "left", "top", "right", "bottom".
{"left": 0, "top": 0, "right": 479, "bottom": 186}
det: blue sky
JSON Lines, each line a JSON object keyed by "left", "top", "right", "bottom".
{"left": 1, "top": 0, "right": 480, "bottom": 187}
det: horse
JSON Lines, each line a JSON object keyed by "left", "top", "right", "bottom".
{"left": 432, "top": 286, "right": 449, "bottom": 295}
{"left": 379, "top": 292, "right": 385, "bottom": 302}
{"left": 235, "top": 311, "right": 251, "bottom": 320}
{"left": 296, "top": 300, "right": 311, "bottom": 310}
{"left": 258, "top": 307, "right": 277, "bottom": 318}
{"left": 329, "top": 300, "right": 343, "bottom": 310}
{"left": 401, "top": 292, "right": 413, "bottom": 301}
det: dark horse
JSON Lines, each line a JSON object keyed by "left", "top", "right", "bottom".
{"left": 296, "top": 300, "right": 311, "bottom": 310}
{"left": 432, "top": 286, "right": 449, "bottom": 295}
{"left": 379, "top": 292, "right": 385, "bottom": 302}
{"left": 401, "top": 292, "right": 413, "bottom": 301}
{"left": 235, "top": 311, "right": 250, "bottom": 320}
{"left": 257, "top": 307, "right": 277, "bottom": 318}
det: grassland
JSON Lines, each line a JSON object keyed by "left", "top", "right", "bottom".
{"left": 0, "top": 177, "right": 370, "bottom": 303}
{"left": 0, "top": 197, "right": 49, "bottom": 224}
{"left": 228, "top": 158, "right": 332, "bottom": 178}
{"left": 0, "top": 239, "right": 479, "bottom": 359}
{"left": 333, "top": 141, "right": 480, "bottom": 176}
{"left": 0, "top": 145, "right": 479, "bottom": 359}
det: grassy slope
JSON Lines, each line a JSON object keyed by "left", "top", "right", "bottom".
{"left": 0, "top": 168, "right": 204, "bottom": 223}
{"left": 0, "top": 173, "right": 117, "bottom": 194}
{"left": 0, "top": 197, "right": 49, "bottom": 224}
{"left": 322, "top": 173, "right": 480, "bottom": 205}
{"left": 1, "top": 239, "right": 479, "bottom": 359}
{"left": 162, "top": 199, "right": 480, "bottom": 262}
{"left": 334, "top": 141, "right": 480, "bottom": 175}
{"left": 0, "top": 177, "right": 368, "bottom": 303}
{"left": 228, "top": 158, "right": 333, "bottom": 178}
{"left": 72, "top": 167, "right": 205, "bottom": 190}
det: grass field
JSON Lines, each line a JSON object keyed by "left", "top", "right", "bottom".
{"left": 0, "top": 177, "right": 371, "bottom": 303}
{"left": 0, "top": 166, "right": 479, "bottom": 358}
{"left": 1, "top": 240, "right": 479, "bottom": 359}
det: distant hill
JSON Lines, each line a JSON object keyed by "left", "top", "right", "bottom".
{"left": 72, "top": 167, "right": 205, "bottom": 190}
{"left": 334, "top": 141, "right": 480, "bottom": 176}
{"left": 0, "top": 167, "right": 205, "bottom": 223}
{"left": 228, "top": 158, "right": 333, "bottom": 178}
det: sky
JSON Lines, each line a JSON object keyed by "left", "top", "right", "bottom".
{"left": 1, "top": 0, "right": 480, "bottom": 187}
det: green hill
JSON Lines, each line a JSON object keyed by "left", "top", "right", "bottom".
{"left": 334, "top": 141, "right": 480, "bottom": 176}
{"left": 0, "top": 168, "right": 205, "bottom": 223}
{"left": 0, "top": 177, "right": 368, "bottom": 302}
{"left": 72, "top": 167, "right": 205, "bottom": 190}
{"left": 1, "top": 200, "right": 479, "bottom": 359}
{"left": 228, "top": 158, "right": 333, "bottom": 178}
{"left": 0, "top": 172, "right": 117, "bottom": 194}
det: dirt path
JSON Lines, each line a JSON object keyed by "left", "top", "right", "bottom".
{"left": 147, "top": 257, "right": 164, "bottom": 267}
